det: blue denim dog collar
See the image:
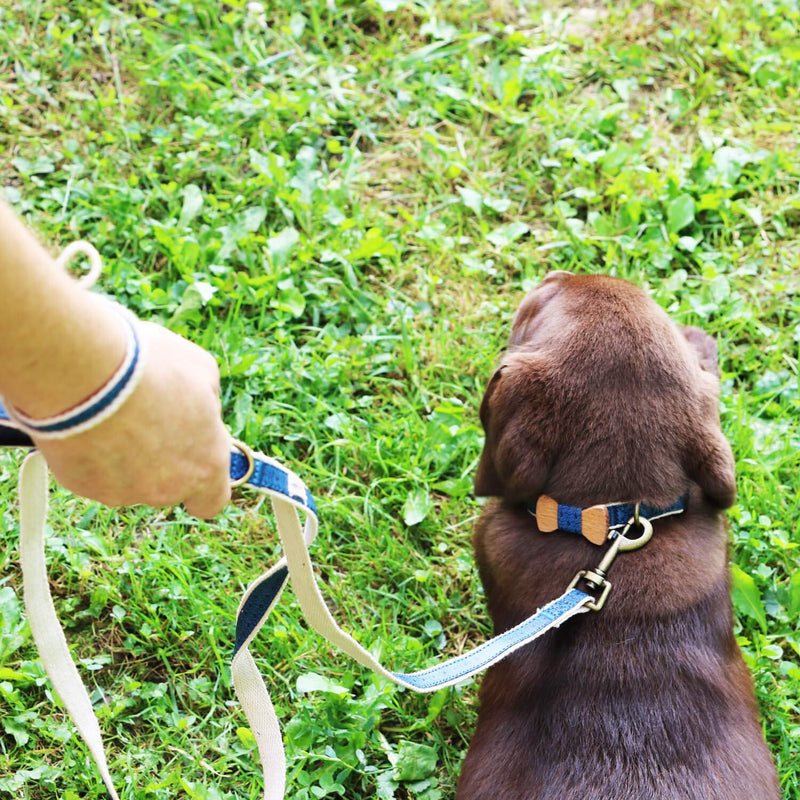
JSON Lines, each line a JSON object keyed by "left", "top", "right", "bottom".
{"left": 530, "top": 494, "right": 687, "bottom": 545}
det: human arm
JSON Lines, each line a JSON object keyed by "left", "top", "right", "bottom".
{"left": 0, "top": 199, "right": 231, "bottom": 518}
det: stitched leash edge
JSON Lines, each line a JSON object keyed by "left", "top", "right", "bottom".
{"left": 237, "top": 452, "right": 594, "bottom": 798}
{"left": 18, "top": 446, "right": 594, "bottom": 800}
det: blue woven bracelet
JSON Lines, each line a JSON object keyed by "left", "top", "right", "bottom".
{"left": 7, "top": 312, "right": 144, "bottom": 439}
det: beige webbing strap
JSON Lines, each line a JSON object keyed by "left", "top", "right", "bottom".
{"left": 18, "top": 451, "right": 121, "bottom": 800}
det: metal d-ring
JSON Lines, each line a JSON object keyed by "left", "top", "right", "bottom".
{"left": 230, "top": 439, "right": 256, "bottom": 488}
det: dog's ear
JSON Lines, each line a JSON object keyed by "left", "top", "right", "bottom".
{"left": 509, "top": 271, "right": 573, "bottom": 347}
{"left": 685, "top": 421, "right": 736, "bottom": 509}
{"left": 678, "top": 327, "right": 736, "bottom": 507}
{"left": 680, "top": 325, "right": 721, "bottom": 378}
{"left": 474, "top": 354, "right": 552, "bottom": 500}
{"left": 474, "top": 366, "right": 506, "bottom": 497}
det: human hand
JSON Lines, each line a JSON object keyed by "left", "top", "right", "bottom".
{"left": 31, "top": 320, "right": 232, "bottom": 518}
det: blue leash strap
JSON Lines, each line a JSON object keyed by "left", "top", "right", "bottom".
{"left": 230, "top": 444, "right": 594, "bottom": 800}
{"left": 390, "top": 588, "right": 591, "bottom": 690}
{"left": 13, "top": 438, "right": 593, "bottom": 800}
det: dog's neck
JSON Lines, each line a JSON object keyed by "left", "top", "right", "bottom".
{"left": 527, "top": 494, "right": 688, "bottom": 546}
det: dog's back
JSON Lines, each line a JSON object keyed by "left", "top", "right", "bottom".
{"left": 457, "top": 273, "right": 780, "bottom": 800}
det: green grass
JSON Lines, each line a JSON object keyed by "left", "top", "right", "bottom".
{"left": 1, "top": 0, "right": 799, "bottom": 797}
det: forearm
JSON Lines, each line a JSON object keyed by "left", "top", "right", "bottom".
{"left": 0, "top": 198, "right": 231, "bottom": 518}
{"left": 0, "top": 200, "right": 126, "bottom": 417}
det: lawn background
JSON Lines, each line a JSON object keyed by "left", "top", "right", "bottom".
{"left": 0, "top": 0, "right": 798, "bottom": 797}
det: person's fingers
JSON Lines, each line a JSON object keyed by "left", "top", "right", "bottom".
{"left": 183, "top": 477, "right": 232, "bottom": 518}
{"left": 182, "top": 432, "right": 233, "bottom": 518}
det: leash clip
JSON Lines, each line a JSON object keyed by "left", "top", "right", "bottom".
{"left": 566, "top": 513, "right": 653, "bottom": 611}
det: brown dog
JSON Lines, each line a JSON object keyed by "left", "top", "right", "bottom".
{"left": 456, "top": 272, "right": 780, "bottom": 800}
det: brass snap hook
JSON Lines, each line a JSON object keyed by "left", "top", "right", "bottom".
{"left": 566, "top": 515, "right": 653, "bottom": 612}
{"left": 617, "top": 514, "right": 653, "bottom": 552}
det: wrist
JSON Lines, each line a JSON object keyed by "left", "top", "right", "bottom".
{"left": 0, "top": 284, "right": 131, "bottom": 419}
{"left": 5, "top": 307, "right": 145, "bottom": 439}
{"left": 0, "top": 206, "right": 130, "bottom": 418}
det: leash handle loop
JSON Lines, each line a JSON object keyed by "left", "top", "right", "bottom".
{"left": 55, "top": 240, "right": 103, "bottom": 288}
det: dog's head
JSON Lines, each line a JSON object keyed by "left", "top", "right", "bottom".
{"left": 475, "top": 272, "right": 735, "bottom": 509}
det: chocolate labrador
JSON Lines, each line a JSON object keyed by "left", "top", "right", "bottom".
{"left": 457, "top": 272, "right": 780, "bottom": 800}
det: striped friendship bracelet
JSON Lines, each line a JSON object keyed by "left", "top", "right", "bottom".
{"left": 5, "top": 311, "right": 145, "bottom": 440}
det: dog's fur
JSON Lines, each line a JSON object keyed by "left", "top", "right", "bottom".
{"left": 456, "top": 273, "right": 780, "bottom": 800}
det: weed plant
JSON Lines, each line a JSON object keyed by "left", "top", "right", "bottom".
{"left": 0, "top": 0, "right": 798, "bottom": 798}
